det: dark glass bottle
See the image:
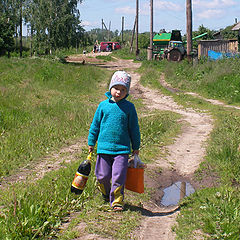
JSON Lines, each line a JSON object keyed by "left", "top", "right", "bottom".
{"left": 71, "top": 153, "right": 92, "bottom": 195}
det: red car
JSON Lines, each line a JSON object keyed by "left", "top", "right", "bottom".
{"left": 100, "top": 42, "right": 121, "bottom": 52}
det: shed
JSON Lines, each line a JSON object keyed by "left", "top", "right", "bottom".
{"left": 198, "top": 39, "right": 238, "bottom": 58}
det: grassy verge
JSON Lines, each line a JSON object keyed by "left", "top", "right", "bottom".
{"left": 163, "top": 58, "right": 240, "bottom": 105}
{"left": 139, "top": 59, "right": 240, "bottom": 239}
{"left": 0, "top": 57, "right": 108, "bottom": 178}
{"left": 112, "top": 47, "right": 147, "bottom": 61}
{"left": 0, "top": 56, "right": 182, "bottom": 239}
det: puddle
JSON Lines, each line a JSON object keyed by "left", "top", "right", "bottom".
{"left": 161, "top": 181, "right": 195, "bottom": 207}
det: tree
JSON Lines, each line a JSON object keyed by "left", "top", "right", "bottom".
{"left": 0, "top": 1, "right": 15, "bottom": 56}
{"left": 24, "top": 0, "right": 84, "bottom": 54}
{"left": 138, "top": 32, "right": 150, "bottom": 49}
{"left": 220, "top": 25, "right": 238, "bottom": 40}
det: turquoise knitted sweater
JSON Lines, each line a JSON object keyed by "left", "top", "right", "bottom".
{"left": 88, "top": 92, "right": 140, "bottom": 154}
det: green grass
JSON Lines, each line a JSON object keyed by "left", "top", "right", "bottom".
{"left": 0, "top": 57, "right": 108, "bottom": 177}
{"left": 163, "top": 58, "right": 240, "bottom": 105}
{"left": 95, "top": 55, "right": 115, "bottom": 61}
{"left": 112, "top": 47, "right": 147, "bottom": 61}
{"left": 175, "top": 187, "right": 240, "bottom": 240}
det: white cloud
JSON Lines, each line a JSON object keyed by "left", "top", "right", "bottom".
{"left": 115, "top": 6, "right": 136, "bottom": 15}
{"left": 193, "top": 0, "right": 237, "bottom": 9}
{"left": 81, "top": 20, "right": 99, "bottom": 28}
{"left": 196, "top": 9, "right": 223, "bottom": 19}
{"left": 154, "top": 0, "right": 183, "bottom": 12}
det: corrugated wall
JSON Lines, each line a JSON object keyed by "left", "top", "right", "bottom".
{"left": 198, "top": 40, "right": 238, "bottom": 58}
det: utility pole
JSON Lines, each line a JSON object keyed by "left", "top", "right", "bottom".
{"left": 102, "top": 19, "right": 104, "bottom": 41}
{"left": 121, "top": 16, "right": 124, "bottom": 43}
{"left": 102, "top": 19, "right": 109, "bottom": 41}
{"left": 108, "top": 21, "right": 111, "bottom": 41}
{"left": 186, "top": 0, "right": 193, "bottom": 61}
{"left": 136, "top": 0, "right": 139, "bottom": 55}
{"left": 147, "top": 0, "right": 153, "bottom": 60}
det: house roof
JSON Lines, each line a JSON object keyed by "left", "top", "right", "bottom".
{"left": 232, "top": 22, "right": 240, "bottom": 31}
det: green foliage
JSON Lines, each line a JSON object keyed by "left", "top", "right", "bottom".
{"left": 24, "top": 0, "right": 86, "bottom": 54}
{"left": 220, "top": 25, "right": 239, "bottom": 40}
{"left": 138, "top": 32, "right": 150, "bottom": 49}
{"left": 0, "top": 14, "right": 15, "bottom": 55}
{"left": 87, "top": 28, "right": 119, "bottom": 43}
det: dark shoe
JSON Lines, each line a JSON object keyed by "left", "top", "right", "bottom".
{"left": 102, "top": 194, "right": 110, "bottom": 202}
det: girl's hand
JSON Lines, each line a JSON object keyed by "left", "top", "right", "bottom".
{"left": 88, "top": 146, "right": 94, "bottom": 153}
{"left": 132, "top": 149, "right": 139, "bottom": 155}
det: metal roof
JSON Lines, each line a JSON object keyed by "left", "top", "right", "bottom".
{"left": 232, "top": 22, "right": 240, "bottom": 31}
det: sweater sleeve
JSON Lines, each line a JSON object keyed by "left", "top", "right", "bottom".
{"left": 88, "top": 104, "right": 103, "bottom": 146}
{"left": 128, "top": 104, "right": 140, "bottom": 150}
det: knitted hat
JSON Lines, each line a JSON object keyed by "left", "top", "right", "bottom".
{"left": 109, "top": 71, "right": 131, "bottom": 93}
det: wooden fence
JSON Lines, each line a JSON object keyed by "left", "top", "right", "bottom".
{"left": 198, "top": 39, "right": 239, "bottom": 58}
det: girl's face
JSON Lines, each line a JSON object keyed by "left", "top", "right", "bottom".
{"left": 111, "top": 85, "right": 127, "bottom": 102}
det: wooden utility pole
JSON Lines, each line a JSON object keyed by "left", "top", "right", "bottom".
{"left": 186, "top": 0, "right": 193, "bottom": 61}
{"left": 108, "top": 21, "right": 111, "bottom": 41}
{"left": 148, "top": 0, "right": 153, "bottom": 60}
{"left": 121, "top": 16, "right": 124, "bottom": 43}
{"left": 136, "top": 0, "right": 139, "bottom": 55}
{"left": 102, "top": 19, "right": 104, "bottom": 41}
{"left": 102, "top": 19, "right": 109, "bottom": 41}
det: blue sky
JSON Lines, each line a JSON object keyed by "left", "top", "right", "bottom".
{"left": 78, "top": 0, "right": 240, "bottom": 34}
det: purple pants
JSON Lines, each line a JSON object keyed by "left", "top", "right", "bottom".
{"left": 95, "top": 154, "right": 129, "bottom": 207}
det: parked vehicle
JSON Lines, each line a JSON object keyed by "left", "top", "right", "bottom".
{"left": 153, "top": 30, "right": 207, "bottom": 61}
{"left": 100, "top": 42, "right": 121, "bottom": 52}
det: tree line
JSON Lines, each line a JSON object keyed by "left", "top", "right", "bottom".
{"left": 0, "top": 0, "right": 93, "bottom": 56}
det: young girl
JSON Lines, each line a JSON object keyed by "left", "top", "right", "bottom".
{"left": 88, "top": 70, "right": 140, "bottom": 211}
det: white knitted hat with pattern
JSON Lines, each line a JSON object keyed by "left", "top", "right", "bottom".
{"left": 109, "top": 71, "right": 131, "bottom": 93}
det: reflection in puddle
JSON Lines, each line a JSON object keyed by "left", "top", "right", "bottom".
{"left": 161, "top": 182, "right": 195, "bottom": 206}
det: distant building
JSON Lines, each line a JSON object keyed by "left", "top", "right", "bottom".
{"left": 198, "top": 23, "right": 240, "bottom": 58}
{"left": 213, "top": 31, "right": 223, "bottom": 40}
